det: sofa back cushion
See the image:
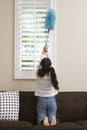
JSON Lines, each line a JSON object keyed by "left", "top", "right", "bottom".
{"left": 19, "top": 92, "right": 37, "bottom": 125}
{"left": 19, "top": 91, "right": 87, "bottom": 124}
{"left": 56, "top": 92, "right": 87, "bottom": 122}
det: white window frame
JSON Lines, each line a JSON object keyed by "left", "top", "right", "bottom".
{"left": 14, "top": 0, "right": 56, "bottom": 79}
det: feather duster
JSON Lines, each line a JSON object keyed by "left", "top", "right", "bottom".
{"left": 45, "top": 9, "right": 56, "bottom": 33}
{"left": 45, "top": 9, "right": 56, "bottom": 43}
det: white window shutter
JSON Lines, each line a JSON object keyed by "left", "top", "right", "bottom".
{"left": 14, "top": 0, "right": 56, "bottom": 79}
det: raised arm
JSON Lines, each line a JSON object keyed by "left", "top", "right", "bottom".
{"left": 36, "top": 44, "right": 49, "bottom": 73}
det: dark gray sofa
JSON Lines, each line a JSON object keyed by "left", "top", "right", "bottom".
{"left": 0, "top": 91, "right": 87, "bottom": 130}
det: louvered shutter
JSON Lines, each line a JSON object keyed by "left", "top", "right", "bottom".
{"left": 14, "top": 0, "right": 56, "bottom": 79}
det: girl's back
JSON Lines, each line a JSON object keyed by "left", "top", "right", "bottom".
{"left": 35, "top": 74, "right": 58, "bottom": 97}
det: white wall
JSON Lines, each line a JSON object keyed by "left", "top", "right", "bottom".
{"left": 0, "top": 0, "right": 87, "bottom": 91}
{"left": 57, "top": 0, "right": 87, "bottom": 91}
{"left": 0, "top": 0, "right": 35, "bottom": 91}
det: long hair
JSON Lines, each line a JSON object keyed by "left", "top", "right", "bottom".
{"left": 37, "top": 58, "right": 59, "bottom": 90}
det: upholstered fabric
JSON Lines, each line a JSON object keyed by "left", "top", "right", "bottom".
{"left": 0, "top": 120, "right": 33, "bottom": 130}
{"left": 56, "top": 92, "right": 87, "bottom": 122}
{"left": 0, "top": 91, "right": 19, "bottom": 120}
{"left": 0, "top": 91, "right": 87, "bottom": 130}
{"left": 33, "top": 122, "right": 83, "bottom": 130}
{"left": 19, "top": 92, "right": 37, "bottom": 125}
{"left": 76, "top": 120, "right": 87, "bottom": 130}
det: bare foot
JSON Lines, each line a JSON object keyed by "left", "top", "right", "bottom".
{"left": 43, "top": 117, "right": 49, "bottom": 126}
{"left": 50, "top": 116, "right": 57, "bottom": 126}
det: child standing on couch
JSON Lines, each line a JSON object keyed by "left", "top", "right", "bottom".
{"left": 35, "top": 44, "right": 59, "bottom": 126}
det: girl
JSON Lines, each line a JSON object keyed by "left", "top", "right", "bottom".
{"left": 35, "top": 44, "right": 59, "bottom": 126}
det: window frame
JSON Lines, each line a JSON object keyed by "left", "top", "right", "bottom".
{"left": 14, "top": 0, "right": 56, "bottom": 79}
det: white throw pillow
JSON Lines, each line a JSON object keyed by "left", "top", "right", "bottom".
{"left": 0, "top": 91, "right": 19, "bottom": 120}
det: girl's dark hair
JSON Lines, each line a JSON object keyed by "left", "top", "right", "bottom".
{"left": 37, "top": 58, "right": 59, "bottom": 90}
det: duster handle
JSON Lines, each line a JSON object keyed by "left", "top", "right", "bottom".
{"left": 46, "top": 29, "right": 50, "bottom": 44}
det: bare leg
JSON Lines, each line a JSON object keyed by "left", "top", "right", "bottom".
{"left": 43, "top": 116, "right": 49, "bottom": 126}
{"left": 50, "top": 116, "right": 57, "bottom": 126}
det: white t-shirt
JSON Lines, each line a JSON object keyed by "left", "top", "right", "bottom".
{"left": 34, "top": 54, "right": 58, "bottom": 97}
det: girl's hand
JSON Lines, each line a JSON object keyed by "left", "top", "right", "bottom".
{"left": 44, "top": 44, "right": 48, "bottom": 53}
{"left": 42, "top": 44, "right": 48, "bottom": 54}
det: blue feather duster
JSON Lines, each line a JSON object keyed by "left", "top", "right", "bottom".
{"left": 45, "top": 9, "right": 56, "bottom": 32}
{"left": 45, "top": 9, "right": 56, "bottom": 44}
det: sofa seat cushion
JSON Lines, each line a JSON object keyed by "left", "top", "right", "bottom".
{"left": 0, "top": 120, "right": 33, "bottom": 130}
{"left": 32, "top": 122, "right": 84, "bottom": 130}
{"left": 76, "top": 120, "right": 87, "bottom": 130}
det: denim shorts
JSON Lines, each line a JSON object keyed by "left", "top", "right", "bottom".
{"left": 37, "top": 96, "right": 57, "bottom": 124}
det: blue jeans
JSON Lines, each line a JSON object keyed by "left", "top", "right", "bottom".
{"left": 37, "top": 96, "right": 57, "bottom": 124}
